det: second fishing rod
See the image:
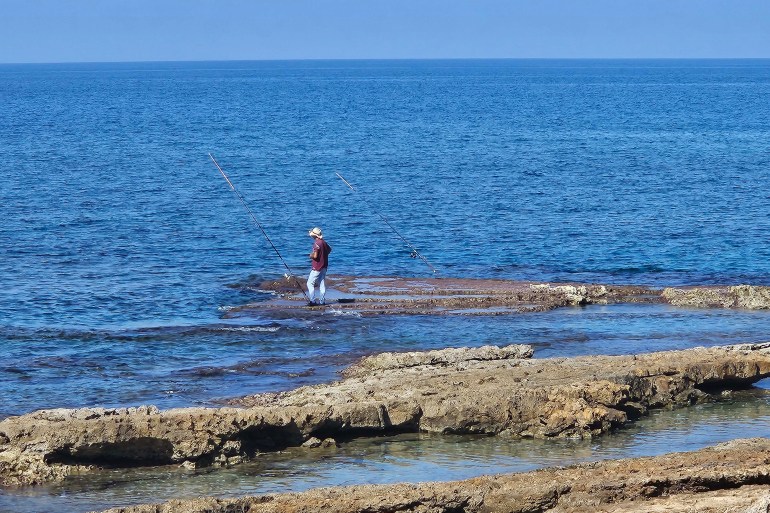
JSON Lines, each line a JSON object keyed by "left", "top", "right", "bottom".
{"left": 335, "top": 172, "right": 437, "bottom": 274}
{"left": 209, "top": 153, "right": 310, "bottom": 302}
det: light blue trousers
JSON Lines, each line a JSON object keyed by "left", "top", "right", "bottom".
{"left": 307, "top": 268, "right": 327, "bottom": 303}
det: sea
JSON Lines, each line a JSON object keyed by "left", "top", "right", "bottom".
{"left": 1, "top": 59, "right": 770, "bottom": 512}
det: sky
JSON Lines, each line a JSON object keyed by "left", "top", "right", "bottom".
{"left": 1, "top": 0, "right": 769, "bottom": 63}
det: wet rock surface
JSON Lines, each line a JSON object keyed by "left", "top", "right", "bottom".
{"left": 239, "top": 275, "right": 658, "bottom": 316}
{"left": 99, "top": 438, "right": 770, "bottom": 513}
{"left": 3, "top": 343, "right": 770, "bottom": 487}
{"left": 237, "top": 342, "right": 770, "bottom": 438}
{"left": 240, "top": 275, "right": 770, "bottom": 316}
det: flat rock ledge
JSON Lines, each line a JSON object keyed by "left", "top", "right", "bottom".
{"left": 3, "top": 343, "right": 770, "bottom": 486}
{"left": 99, "top": 438, "right": 770, "bottom": 513}
{"left": 238, "top": 275, "right": 770, "bottom": 316}
{"left": 340, "top": 343, "right": 534, "bottom": 377}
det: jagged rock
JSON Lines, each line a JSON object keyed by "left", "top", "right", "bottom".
{"left": 96, "top": 438, "right": 770, "bottom": 513}
{"left": 301, "top": 437, "right": 322, "bottom": 448}
{"left": 3, "top": 343, "right": 770, "bottom": 486}
{"left": 530, "top": 283, "right": 608, "bottom": 306}
{"left": 662, "top": 285, "right": 770, "bottom": 309}
{"left": 732, "top": 285, "right": 770, "bottom": 309}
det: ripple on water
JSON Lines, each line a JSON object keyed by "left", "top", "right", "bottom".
{"left": 4, "top": 303, "right": 770, "bottom": 419}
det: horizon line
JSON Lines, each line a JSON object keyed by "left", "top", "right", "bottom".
{"left": 2, "top": 56, "right": 770, "bottom": 66}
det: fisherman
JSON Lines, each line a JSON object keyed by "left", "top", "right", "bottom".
{"left": 307, "top": 227, "right": 332, "bottom": 305}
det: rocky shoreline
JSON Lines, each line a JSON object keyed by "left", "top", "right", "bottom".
{"left": 4, "top": 276, "right": 770, "bottom": 511}
{"left": 3, "top": 342, "right": 770, "bottom": 489}
{"left": 100, "top": 438, "right": 770, "bottom": 512}
{"left": 232, "top": 275, "right": 770, "bottom": 316}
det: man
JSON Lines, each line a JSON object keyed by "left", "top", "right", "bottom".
{"left": 307, "top": 227, "right": 332, "bottom": 305}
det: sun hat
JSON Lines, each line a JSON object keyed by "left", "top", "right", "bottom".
{"left": 308, "top": 227, "right": 323, "bottom": 238}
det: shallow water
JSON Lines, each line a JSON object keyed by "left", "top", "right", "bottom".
{"left": 3, "top": 302, "right": 770, "bottom": 418}
{"left": 4, "top": 387, "right": 769, "bottom": 513}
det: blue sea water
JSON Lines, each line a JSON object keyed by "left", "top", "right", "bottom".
{"left": 2, "top": 59, "right": 770, "bottom": 511}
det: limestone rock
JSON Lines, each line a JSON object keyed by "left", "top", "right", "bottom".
{"left": 341, "top": 343, "right": 533, "bottom": 378}
{"left": 4, "top": 343, "right": 770, "bottom": 486}
{"left": 530, "top": 283, "right": 610, "bottom": 306}
{"left": 662, "top": 285, "right": 770, "bottom": 309}
{"left": 245, "top": 275, "right": 653, "bottom": 316}
{"left": 301, "top": 437, "right": 322, "bottom": 448}
{"left": 731, "top": 284, "right": 770, "bottom": 309}
{"left": 745, "top": 494, "right": 770, "bottom": 513}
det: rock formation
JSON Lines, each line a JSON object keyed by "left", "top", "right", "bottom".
{"left": 662, "top": 284, "right": 770, "bottom": 309}
{"left": 238, "top": 275, "right": 657, "bottom": 316}
{"left": 243, "top": 276, "right": 770, "bottom": 316}
{"left": 3, "top": 343, "right": 770, "bottom": 487}
{"left": 340, "top": 343, "right": 534, "bottom": 377}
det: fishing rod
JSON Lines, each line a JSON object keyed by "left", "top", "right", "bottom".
{"left": 209, "top": 153, "right": 310, "bottom": 302}
{"left": 335, "top": 172, "right": 438, "bottom": 274}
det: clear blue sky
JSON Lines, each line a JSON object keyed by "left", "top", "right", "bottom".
{"left": 2, "top": 0, "right": 769, "bottom": 63}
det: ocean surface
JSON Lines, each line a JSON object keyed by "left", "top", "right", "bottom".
{"left": 2, "top": 59, "right": 770, "bottom": 512}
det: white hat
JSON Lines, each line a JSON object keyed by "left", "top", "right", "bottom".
{"left": 308, "top": 227, "right": 323, "bottom": 238}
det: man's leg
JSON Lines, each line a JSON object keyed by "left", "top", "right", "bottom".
{"left": 307, "top": 270, "right": 319, "bottom": 303}
{"left": 318, "top": 268, "right": 327, "bottom": 304}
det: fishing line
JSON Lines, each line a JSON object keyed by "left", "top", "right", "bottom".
{"left": 209, "top": 153, "right": 310, "bottom": 302}
{"left": 335, "top": 172, "right": 438, "bottom": 274}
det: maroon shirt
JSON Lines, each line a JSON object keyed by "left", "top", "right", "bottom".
{"left": 311, "top": 239, "right": 331, "bottom": 271}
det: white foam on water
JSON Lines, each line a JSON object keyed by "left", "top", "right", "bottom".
{"left": 217, "top": 326, "right": 280, "bottom": 333}
{"left": 328, "top": 308, "right": 362, "bottom": 318}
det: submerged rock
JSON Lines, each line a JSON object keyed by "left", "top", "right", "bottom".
{"left": 300, "top": 436, "right": 336, "bottom": 448}
{"left": 98, "top": 438, "right": 770, "bottom": 513}
{"left": 3, "top": 343, "right": 770, "bottom": 486}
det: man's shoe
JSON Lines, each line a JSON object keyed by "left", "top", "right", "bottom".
{"left": 307, "top": 301, "right": 317, "bottom": 307}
